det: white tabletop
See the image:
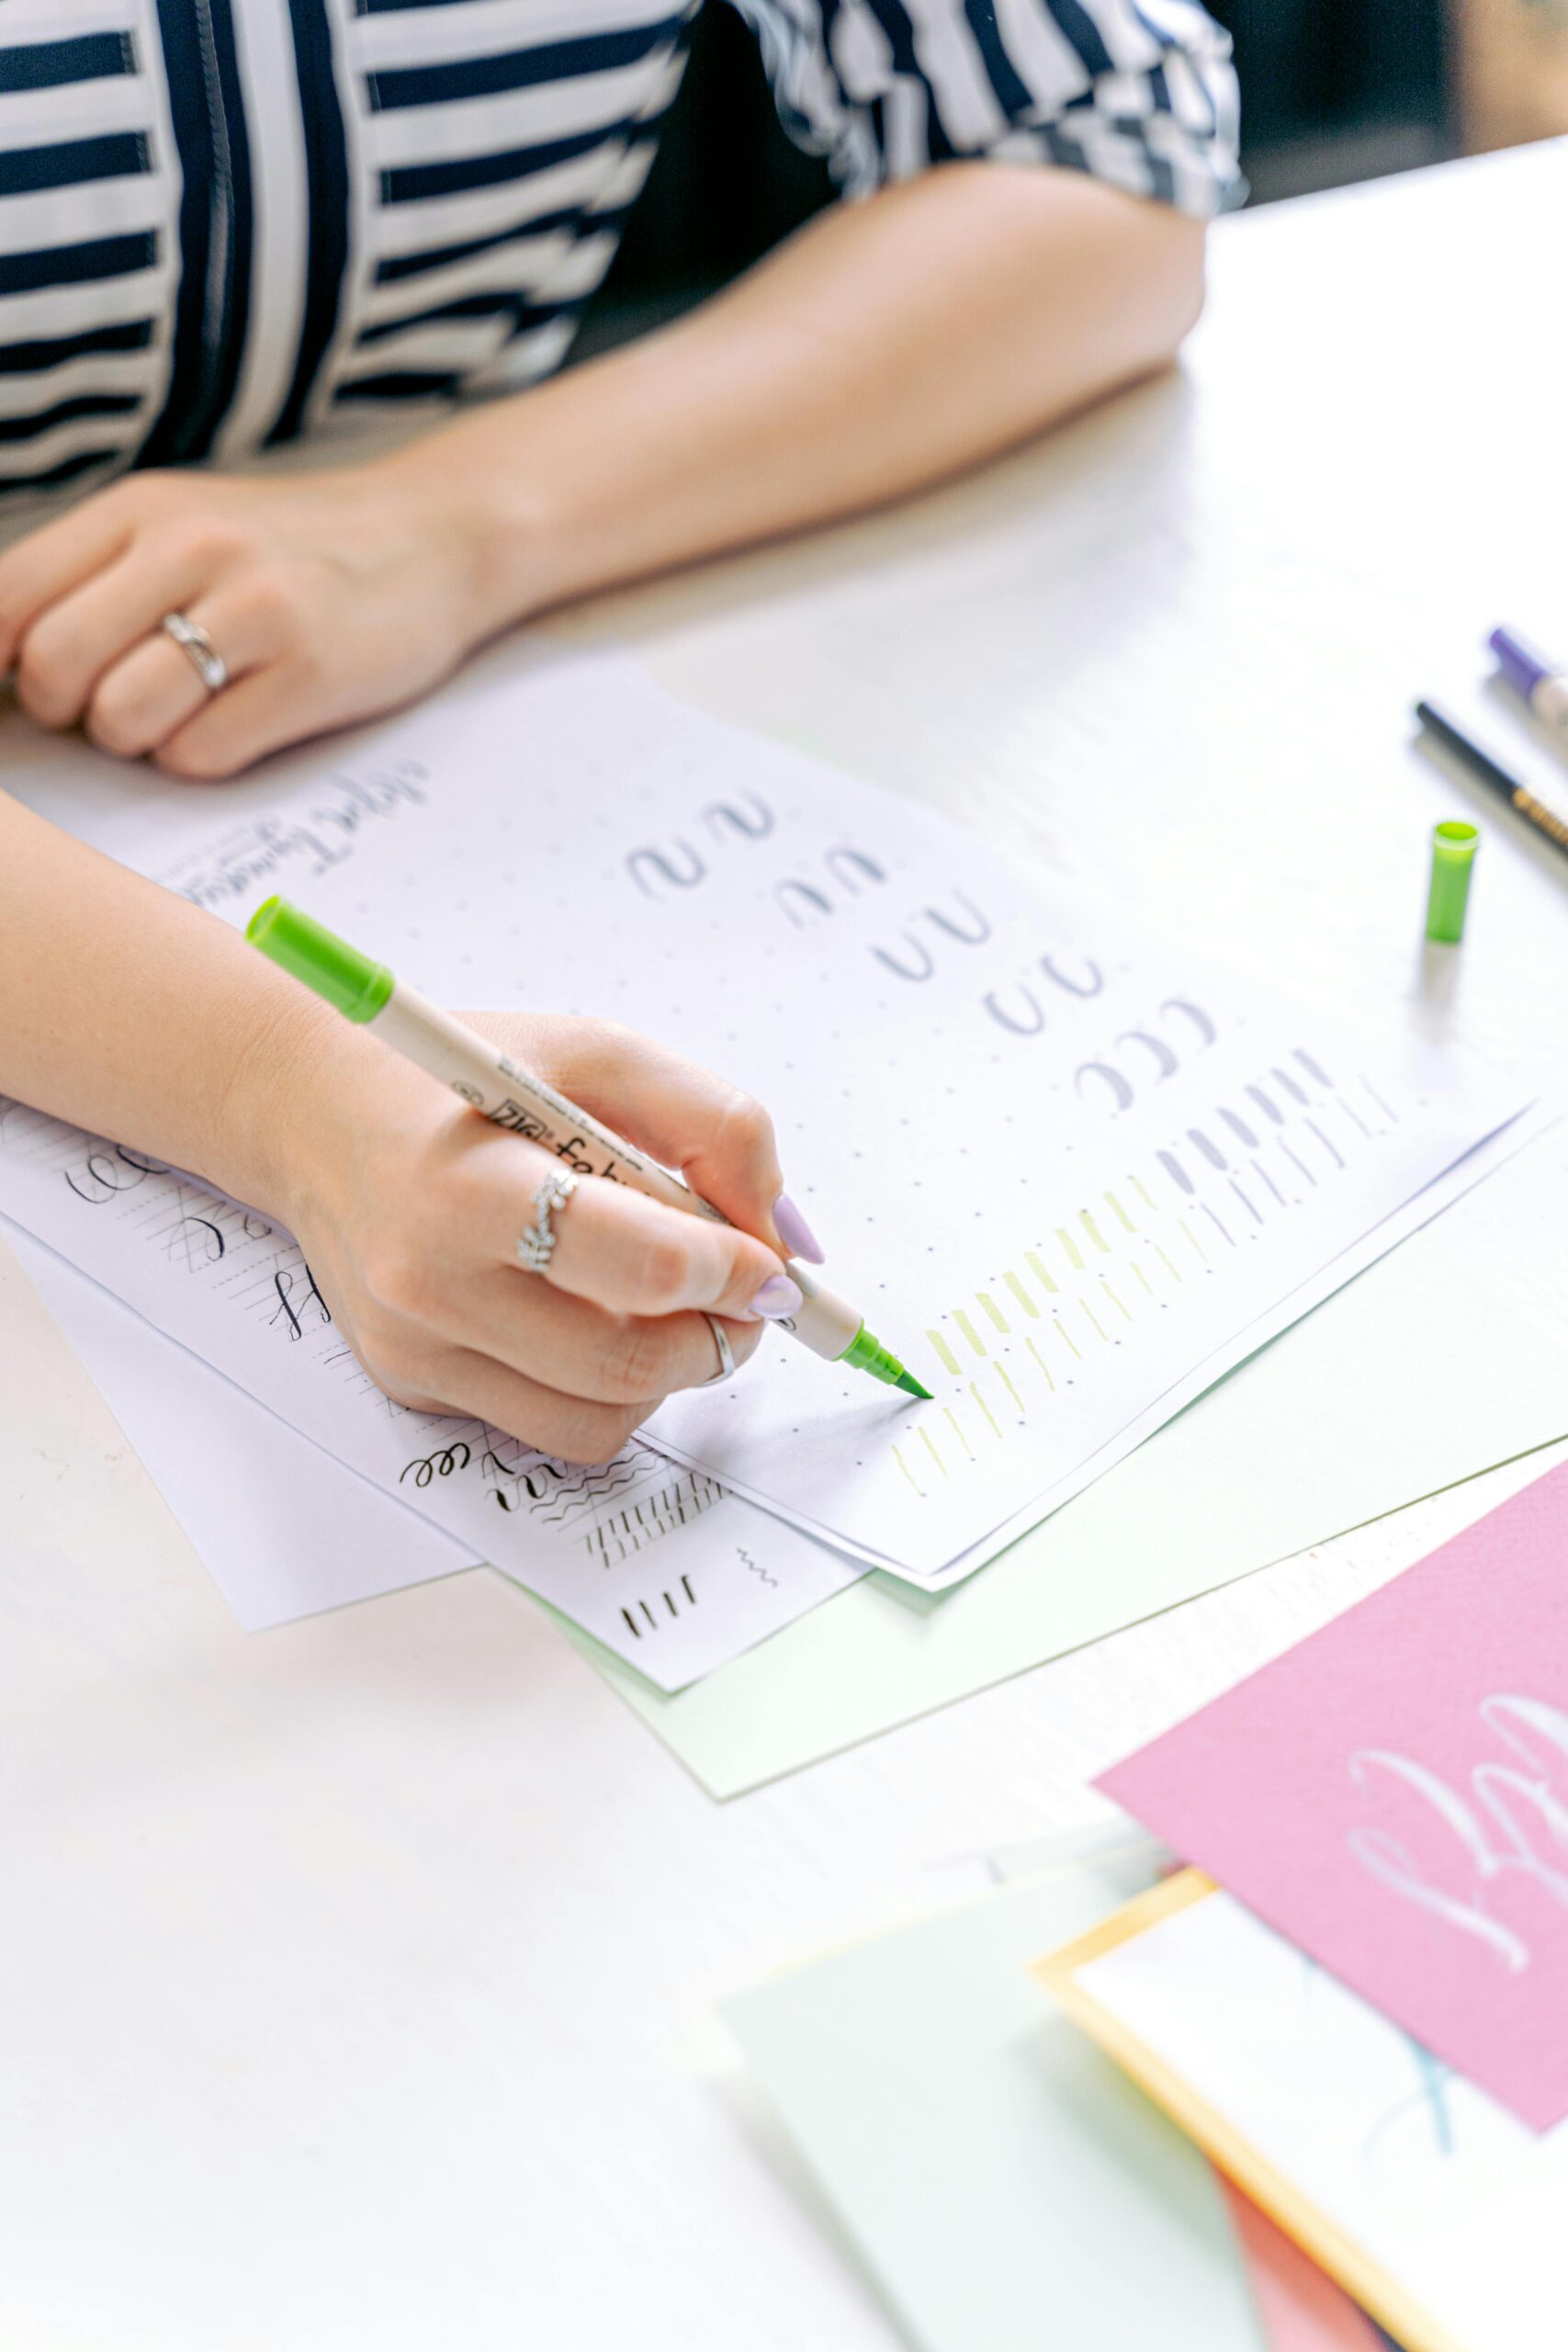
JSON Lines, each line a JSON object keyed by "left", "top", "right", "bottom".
{"left": 5, "top": 142, "right": 1567, "bottom": 2352}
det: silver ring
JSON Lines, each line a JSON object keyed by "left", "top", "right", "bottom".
{"left": 516, "top": 1170, "right": 580, "bottom": 1272}
{"left": 161, "top": 609, "right": 228, "bottom": 695}
{"left": 702, "top": 1313, "right": 736, "bottom": 1384}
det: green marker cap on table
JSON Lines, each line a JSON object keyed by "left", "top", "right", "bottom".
{"left": 1425, "top": 820, "right": 1479, "bottom": 945}
{"left": 247, "top": 896, "right": 395, "bottom": 1022}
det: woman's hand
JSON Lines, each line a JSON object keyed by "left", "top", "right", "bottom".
{"left": 0, "top": 462, "right": 494, "bottom": 781}
{"left": 0, "top": 801, "right": 818, "bottom": 1464}
{"left": 265, "top": 1009, "right": 818, "bottom": 1465}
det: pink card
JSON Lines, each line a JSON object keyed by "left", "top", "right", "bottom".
{"left": 1218, "top": 2182, "right": 1386, "bottom": 2352}
{"left": 1100, "top": 1459, "right": 1568, "bottom": 2130}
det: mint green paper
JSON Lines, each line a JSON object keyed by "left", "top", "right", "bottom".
{"left": 723, "top": 1849, "right": 1264, "bottom": 2352}
{"left": 562, "top": 1193, "right": 1568, "bottom": 1795}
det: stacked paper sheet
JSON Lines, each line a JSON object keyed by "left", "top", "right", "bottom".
{"left": 0, "top": 649, "right": 1545, "bottom": 1693}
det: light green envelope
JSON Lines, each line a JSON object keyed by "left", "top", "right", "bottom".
{"left": 557, "top": 1136, "right": 1568, "bottom": 1795}
{"left": 722, "top": 1843, "right": 1265, "bottom": 2352}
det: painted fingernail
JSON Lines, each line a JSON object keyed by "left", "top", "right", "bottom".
{"left": 749, "top": 1272, "right": 804, "bottom": 1320}
{"left": 773, "top": 1193, "right": 825, "bottom": 1264}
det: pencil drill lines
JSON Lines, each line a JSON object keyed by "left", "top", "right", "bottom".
{"left": 922, "top": 1170, "right": 1201, "bottom": 1414}
{"left": 899, "top": 1046, "right": 1405, "bottom": 1493}
{"left": 898, "top": 1191, "right": 1199, "bottom": 1490}
{"left": 952, "top": 1308, "right": 988, "bottom": 1358}
{"left": 897, "top": 1324, "right": 1055, "bottom": 1490}
{"left": 1304, "top": 1116, "right": 1346, "bottom": 1170}
{"left": 894, "top": 1443, "right": 924, "bottom": 1497}
{"left": 1146, "top": 1040, "right": 1395, "bottom": 1215}
{"left": 1360, "top": 1075, "right": 1399, "bottom": 1127}
{"left": 615, "top": 1571, "right": 699, "bottom": 1638}
{"left": 591, "top": 1472, "right": 723, "bottom": 1568}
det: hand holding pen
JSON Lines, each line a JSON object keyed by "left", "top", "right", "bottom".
{"left": 248, "top": 899, "right": 925, "bottom": 1465}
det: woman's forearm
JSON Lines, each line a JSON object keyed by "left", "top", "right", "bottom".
{"left": 0, "top": 794, "right": 337, "bottom": 1207}
{"left": 387, "top": 164, "right": 1207, "bottom": 628}
{"left": 0, "top": 165, "right": 1205, "bottom": 782}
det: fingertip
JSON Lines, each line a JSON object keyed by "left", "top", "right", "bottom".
{"left": 773, "top": 1192, "right": 825, "bottom": 1265}
{"left": 748, "top": 1272, "right": 804, "bottom": 1321}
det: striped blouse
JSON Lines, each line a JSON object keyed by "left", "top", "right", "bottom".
{"left": 0, "top": 0, "right": 1240, "bottom": 505}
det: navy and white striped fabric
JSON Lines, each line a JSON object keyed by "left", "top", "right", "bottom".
{"left": 0, "top": 0, "right": 1240, "bottom": 503}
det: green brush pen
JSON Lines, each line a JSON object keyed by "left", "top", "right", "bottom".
{"left": 247, "top": 897, "right": 931, "bottom": 1402}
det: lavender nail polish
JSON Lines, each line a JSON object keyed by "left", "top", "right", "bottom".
{"left": 773, "top": 1193, "right": 825, "bottom": 1264}
{"left": 750, "top": 1272, "right": 804, "bottom": 1320}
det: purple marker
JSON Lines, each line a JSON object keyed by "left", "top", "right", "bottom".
{"left": 1490, "top": 626, "right": 1568, "bottom": 734}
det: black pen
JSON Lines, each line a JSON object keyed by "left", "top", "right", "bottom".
{"left": 1414, "top": 700, "right": 1568, "bottom": 865}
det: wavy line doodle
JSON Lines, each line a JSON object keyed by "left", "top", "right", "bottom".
{"left": 702, "top": 794, "right": 773, "bottom": 842}
{"left": 626, "top": 840, "right": 705, "bottom": 898}
{"left": 400, "top": 1442, "right": 471, "bottom": 1488}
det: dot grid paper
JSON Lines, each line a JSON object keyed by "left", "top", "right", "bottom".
{"left": 0, "top": 649, "right": 1534, "bottom": 1640}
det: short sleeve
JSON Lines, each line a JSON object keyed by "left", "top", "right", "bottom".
{"left": 727, "top": 0, "right": 1243, "bottom": 220}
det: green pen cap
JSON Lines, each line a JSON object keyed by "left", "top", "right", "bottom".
{"left": 1425, "top": 820, "right": 1479, "bottom": 945}
{"left": 246, "top": 896, "right": 395, "bottom": 1022}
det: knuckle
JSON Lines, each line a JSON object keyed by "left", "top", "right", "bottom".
{"left": 15, "top": 628, "right": 77, "bottom": 723}
{"left": 628, "top": 1233, "right": 692, "bottom": 1314}
{"left": 162, "top": 514, "right": 250, "bottom": 571}
{"left": 714, "top": 1089, "right": 778, "bottom": 1170}
{"left": 243, "top": 565, "right": 308, "bottom": 638}
{"left": 283, "top": 639, "right": 332, "bottom": 695}
{"left": 85, "top": 678, "right": 151, "bottom": 756}
{"left": 374, "top": 1356, "right": 448, "bottom": 1416}
{"left": 362, "top": 1238, "right": 430, "bottom": 1321}
{"left": 154, "top": 731, "right": 235, "bottom": 781}
{"left": 547, "top": 1401, "right": 644, "bottom": 1467}
{"left": 349, "top": 1297, "right": 405, "bottom": 1372}
{"left": 356, "top": 1310, "right": 452, "bottom": 1414}
{"left": 601, "top": 1317, "right": 676, "bottom": 1403}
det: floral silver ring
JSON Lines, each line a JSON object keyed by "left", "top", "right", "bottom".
{"left": 516, "top": 1170, "right": 580, "bottom": 1272}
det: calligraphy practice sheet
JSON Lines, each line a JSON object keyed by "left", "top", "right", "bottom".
{"left": 1047, "top": 1881, "right": 1568, "bottom": 2352}
{"left": 1100, "top": 1461, "right": 1568, "bottom": 2131}
{"left": 0, "top": 1186, "right": 856, "bottom": 1690}
{"left": 5, "top": 1221, "right": 479, "bottom": 1630}
{"left": 0, "top": 650, "right": 1535, "bottom": 1600}
{"left": 4, "top": 1218, "right": 853, "bottom": 1673}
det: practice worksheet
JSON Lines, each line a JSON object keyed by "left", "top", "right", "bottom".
{"left": 0, "top": 649, "right": 1533, "bottom": 1593}
{"left": 0, "top": 1169, "right": 857, "bottom": 1691}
